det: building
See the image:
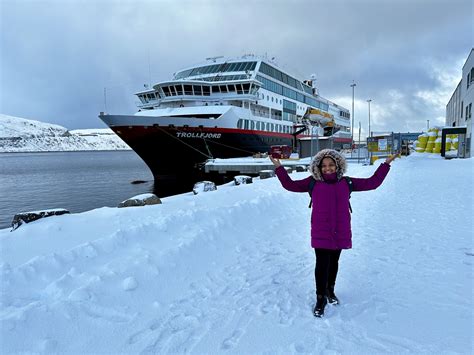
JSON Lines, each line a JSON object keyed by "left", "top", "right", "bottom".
{"left": 446, "top": 48, "right": 473, "bottom": 158}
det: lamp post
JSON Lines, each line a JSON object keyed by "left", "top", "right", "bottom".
{"left": 103, "top": 87, "right": 108, "bottom": 113}
{"left": 367, "top": 99, "right": 372, "bottom": 162}
{"left": 367, "top": 99, "right": 372, "bottom": 138}
{"left": 427, "top": 120, "right": 430, "bottom": 130}
{"left": 358, "top": 121, "right": 361, "bottom": 163}
{"left": 350, "top": 81, "right": 356, "bottom": 152}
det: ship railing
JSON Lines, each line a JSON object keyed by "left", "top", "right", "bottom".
{"left": 158, "top": 93, "right": 257, "bottom": 103}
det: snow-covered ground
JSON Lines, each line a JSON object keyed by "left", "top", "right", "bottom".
{"left": 0, "top": 154, "right": 472, "bottom": 354}
{"left": 0, "top": 114, "right": 130, "bottom": 152}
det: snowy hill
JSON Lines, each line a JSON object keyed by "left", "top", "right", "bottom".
{"left": 0, "top": 114, "right": 130, "bottom": 152}
{"left": 0, "top": 155, "right": 472, "bottom": 353}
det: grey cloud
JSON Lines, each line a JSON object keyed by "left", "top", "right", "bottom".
{"left": 1, "top": 0, "right": 472, "bottom": 135}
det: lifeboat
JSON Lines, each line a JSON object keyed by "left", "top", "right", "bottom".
{"left": 305, "top": 108, "right": 334, "bottom": 126}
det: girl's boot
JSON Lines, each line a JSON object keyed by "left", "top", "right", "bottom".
{"left": 313, "top": 294, "right": 327, "bottom": 317}
{"left": 326, "top": 286, "right": 339, "bottom": 305}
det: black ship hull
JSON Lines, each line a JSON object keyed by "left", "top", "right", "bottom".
{"left": 112, "top": 125, "right": 293, "bottom": 196}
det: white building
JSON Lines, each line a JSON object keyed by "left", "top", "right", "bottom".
{"left": 446, "top": 48, "right": 473, "bottom": 158}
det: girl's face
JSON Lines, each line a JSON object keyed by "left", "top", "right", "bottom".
{"left": 321, "top": 157, "right": 337, "bottom": 174}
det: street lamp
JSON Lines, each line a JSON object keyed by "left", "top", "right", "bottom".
{"left": 350, "top": 81, "right": 356, "bottom": 150}
{"left": 367, "top": 99, "right": 372, "bottom": 162}
{"left": 367, "top": 99, "right": 372, "bottom": 138}
{"left": 104, "top": 87, "right": 108, "bottom": 112}
{"left": 427, "top": 120, "right": 430, "bottom": 130}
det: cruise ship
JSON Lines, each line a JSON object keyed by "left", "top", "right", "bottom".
{"left": 99, "top": 55, "right": 351, "bottom": 194}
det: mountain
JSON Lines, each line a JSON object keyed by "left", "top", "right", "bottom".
{"left": 0, "top": 114, "right": 131, "bottom": 152}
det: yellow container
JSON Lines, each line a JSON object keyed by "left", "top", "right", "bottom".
{"left": 452, "top": 138, "right": 459, "bottom": 149}
{"left": 425, "top": 141, "right": 435, "bottom": 153}
{"left": 428, "top": 132, "right": 437, "bottom": 142}
{"left": 370, "top": 156, "right": 379, "bottom": 165}
{"left": 418, "top": 135, "right": 428, "bottom": 148}
{"left": 445, "top": 138, "right": 452, "bottom": 151}
{"left": 433, "top": 138, "right": 441, "bottom": 153}
{"left": 415, "top": 147, "right": 425, "bottom": 153}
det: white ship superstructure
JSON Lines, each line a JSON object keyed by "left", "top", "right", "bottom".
{"left": 99, "top": 55, "right": 351, "bottom": 194}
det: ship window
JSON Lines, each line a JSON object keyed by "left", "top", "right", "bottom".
{"left": 193, "top": 85, "right": 202, "bottom": 95}
{"left": 237, "top": 119, "right": 242, "bottom": 129}
{"left": 212, "top": 86, "right": 220, "bottom": 93}
{"left": 242, "top": 83, "right": 250, "bottom": 93}
{"left": 236, "top": 84, "right": 244, "bottom": 94}
{"left": 175, "top": 85, "right": 183, "bottom": 95}
{"left": 219, "top": 85, "right": 228, "bottom": 93}
{"left": 183, "top": 85, "right": 192, "bottom": 95}
{"left": 229, "top": 63, "right": 238, "bottom": 71}
{"left": 227, "top": 85, "right": 236, "bottom": 92}
{"left": 202, "top": 86, "right": 210, "bottom": 96}
{"left": 244, "top": 120, "right": 249, "bottom": 129}
{"left": 162, "top": 86, "right": 171, "bottom": 97}
{"left": 251, "top": 121, "right": 255, "bottom": 130}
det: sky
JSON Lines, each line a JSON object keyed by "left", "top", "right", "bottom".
{"left": 1, "top": 0, "right": 472, "bottom": 137}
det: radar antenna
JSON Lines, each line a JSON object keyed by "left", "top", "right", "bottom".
{"left": 205, "top": 56, "right": 224, "bottom": 63}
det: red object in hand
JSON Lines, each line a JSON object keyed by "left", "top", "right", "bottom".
{"left": 270, "top": 145, "right": 292, "bottom": 159}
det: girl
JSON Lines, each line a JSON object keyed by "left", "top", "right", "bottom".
{"left": 270, "top": 149, "right": 396, "bottom": 317}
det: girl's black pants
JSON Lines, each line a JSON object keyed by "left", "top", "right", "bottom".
{"left": 314, "top": 248, "right": 342, "bottom": 296}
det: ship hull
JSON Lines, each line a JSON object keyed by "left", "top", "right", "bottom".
{"left": 102, "top": 116, "right": 293, "bottom": 195}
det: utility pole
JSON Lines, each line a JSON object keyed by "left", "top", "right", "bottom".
{"left": 104, "top": 87, "right": 107, "bottom": 113}
{"left": 367, "top": 99, "right": 372, "bottom": 138}
{"left": 358, "top": 121, "right": 361, "bottom": 163}
{"left": 367, "top": 99, "right": 372, "bottom": 162}
{"left": 350, "top": 81, "right": 356, "bottom": 155}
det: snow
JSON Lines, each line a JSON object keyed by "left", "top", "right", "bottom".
{"left": 0, "top": 154, "right": 472, "bottom": 353}
{"left": 0, "top": 114, "right": 131, "bottom": 152}
{"left": 123, "top": 193, "right": 156, "bottom": 201}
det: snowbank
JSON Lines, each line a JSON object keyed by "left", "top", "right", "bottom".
{"left": 0, "top": 155, "right": 472, "bottom": 353}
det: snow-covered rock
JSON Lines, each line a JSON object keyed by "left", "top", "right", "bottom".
{"left": 0, "top": 114, "right": 130, "bottom": 152}
{"left": 233, "top": 175, "right": 253, "bottom": 185}
{"left": 11, "top": 208, "right": 70, "bottom": 231}
{"left": 118, "top": 194, "right": 162, "bottom": 208}
{"left": 192, "top": 181, "right": 217, "bottom": 194}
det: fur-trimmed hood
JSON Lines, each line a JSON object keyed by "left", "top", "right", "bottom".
{"left": 310, "top": 149, "right": 347, "bottom": 181}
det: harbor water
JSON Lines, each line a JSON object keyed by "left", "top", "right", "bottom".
{"left": 0, "top": 151, "right": 154, "bottom": 230}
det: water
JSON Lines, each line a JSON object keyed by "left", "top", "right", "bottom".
{"left": 0, "top": 151, "right": 154, "bottom": 230}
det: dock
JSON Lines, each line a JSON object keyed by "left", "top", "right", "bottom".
{"left": 204, "top": 157, "right": 311, "bottom": 175}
